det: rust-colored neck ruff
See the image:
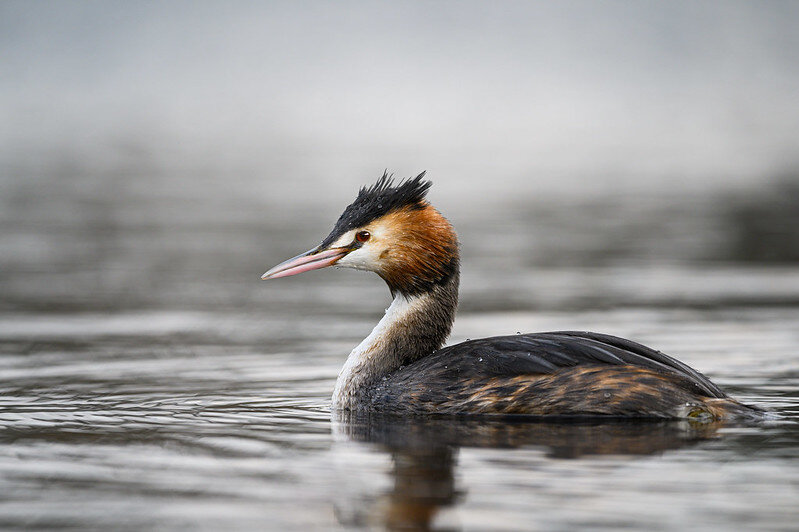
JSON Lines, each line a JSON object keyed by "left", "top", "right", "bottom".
{"left": 375, "top": 204, "right": 459, "bottom": 298}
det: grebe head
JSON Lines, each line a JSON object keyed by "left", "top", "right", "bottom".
{"left": 262, "top": 172, "right": 459, "bottom": 297}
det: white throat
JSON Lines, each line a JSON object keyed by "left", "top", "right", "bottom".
{"left": 332, "top": 294, "right": 425, "bottom": 408}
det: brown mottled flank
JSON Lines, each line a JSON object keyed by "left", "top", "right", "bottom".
{"left": 371, "top": 365, "right": 752, "bottom": 419}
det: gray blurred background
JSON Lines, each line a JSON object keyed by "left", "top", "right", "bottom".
{"left": 2, "top": 0, "right": 799, "bottom": 313}
{"left": 4, "top": 5, "right": 799, "bottom": 529}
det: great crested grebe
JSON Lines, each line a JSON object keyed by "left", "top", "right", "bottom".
{"left": 262, "top": 173, "right": 758, "bottom": 419}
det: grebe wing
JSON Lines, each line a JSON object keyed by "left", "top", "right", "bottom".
{"left": 406, "top": 331, "right": 727, "bottom": 399}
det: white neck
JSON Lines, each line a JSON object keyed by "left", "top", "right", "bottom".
{"left": 331, "top": 270, "right": 459, "bottom": 410}
{"left": 332, "top": 294, "right": 422, "bottom": 408}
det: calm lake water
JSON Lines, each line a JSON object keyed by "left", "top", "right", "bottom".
{"left": 1, "top": 181, "right": 798, "bottom": 530}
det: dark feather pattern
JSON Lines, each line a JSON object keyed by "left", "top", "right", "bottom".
{"left": 365, "top": 331, "right": 753, "bottom": 417}
{"left": 383, "top": 331, "right": 724, "bottom": 397}
{"left": 320, "top": 171, "right": 431, "bottom": 248}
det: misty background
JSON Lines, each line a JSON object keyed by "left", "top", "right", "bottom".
{"left": 2, "top": 1, "right": 799, "bottom": 313}
{"left": 2, "top": 4, "right": 799, "bottom": 529}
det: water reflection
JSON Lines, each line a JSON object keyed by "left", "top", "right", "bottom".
{"left": 333, "top": 413, "right": 726, "bottom": 529}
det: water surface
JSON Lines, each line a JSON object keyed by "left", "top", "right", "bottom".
{"left": 1, "top": 191, "right": 798, "bottom": 530}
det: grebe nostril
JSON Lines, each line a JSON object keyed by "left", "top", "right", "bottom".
{"left": 261, "top": 171, "right": 761, "bottom": 420}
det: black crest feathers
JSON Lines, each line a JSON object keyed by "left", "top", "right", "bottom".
{"left": 320, "top": 171, "right": 432, "bottom": 248}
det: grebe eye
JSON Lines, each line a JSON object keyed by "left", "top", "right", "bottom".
{"left": 355, "top": 230, "right": 371, "bottom": 243}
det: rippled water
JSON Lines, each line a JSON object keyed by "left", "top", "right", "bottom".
{"left": 1, "top": 188, "right": 798, "bottom": 530}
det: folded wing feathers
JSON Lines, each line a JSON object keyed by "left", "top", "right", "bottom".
{"left": 423, "top": 331, "right": 727, "bottom": 399}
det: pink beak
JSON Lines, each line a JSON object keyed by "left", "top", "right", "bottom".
{"left": 261, "top": 247, "right": 350, "bottom": 280}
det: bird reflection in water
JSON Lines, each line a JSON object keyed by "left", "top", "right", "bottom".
{"left": 332, "top": 412, "right": 724, "bottom": 530}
